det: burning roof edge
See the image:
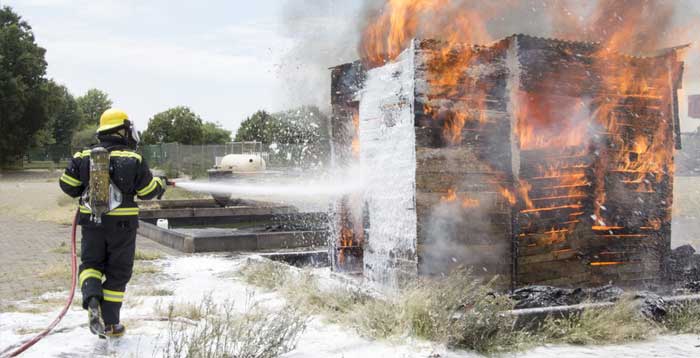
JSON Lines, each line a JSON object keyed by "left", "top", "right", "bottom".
{"left": 419, "top": 34, "right": 688, "bottom": 61}
{"left": 332, "top": 34, "right": 691, "bottom": 71}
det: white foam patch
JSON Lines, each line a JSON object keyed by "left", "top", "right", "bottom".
{"left": 359, "top": 41, "right": 418, "bottom": 288}
{"left": 3, "top": 255, "right": 699, "bottom": 357}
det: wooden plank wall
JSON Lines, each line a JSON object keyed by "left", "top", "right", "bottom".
{"left": 412, "top": 39, "right": 514, "bottom": 284}
{"left": 513, "top": 35, "right": 678, "bottom": 287}
{"left": 329, "top": 62, "right": 366, "bottom": 273}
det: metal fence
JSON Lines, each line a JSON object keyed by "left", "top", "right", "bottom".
{"left": 140, "top": 141, "right": 330, "bottom": 177}
{"left": 21, "top": 141, "right": 329, "bottom": 175}
{"left": 25, "top": 145, "right": 73, "bottom": 163}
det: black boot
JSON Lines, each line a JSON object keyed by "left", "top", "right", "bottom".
{"left": 87, "top": 297, "right": 104, "bottom": 336}
{"left": 101, "top": 324, "right": 126, "bottom": 338}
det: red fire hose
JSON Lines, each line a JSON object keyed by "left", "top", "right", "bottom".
{"left": 2, "top": 210, "right": 79, "bottom": 357}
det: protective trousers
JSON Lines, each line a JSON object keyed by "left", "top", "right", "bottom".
{"left": 78, "top": 225, "right": 136, "bottom": 325}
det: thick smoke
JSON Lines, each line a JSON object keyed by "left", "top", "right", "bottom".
{"left": 277, "top": 0, "right": 697, "bottom": 112}
{"left": 277, "top": 0, "right": 699, "bottom": 261}
{"left": 277, "top": 0, "right": 363, "bottom": 112}
{"left": 422, "top": 196, "right": 503, "bottom": 276}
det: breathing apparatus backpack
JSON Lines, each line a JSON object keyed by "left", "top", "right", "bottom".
{"left": 81, "top": 147, "right": 123, "bottom": 224}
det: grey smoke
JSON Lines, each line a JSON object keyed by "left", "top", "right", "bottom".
{"left": 277, "top": 0, "right": 698, "bottom": 115}
{"left": 422, "top": 197, "right": 505, "bottom": 276}
{"left": 277, "top": 0, "right": 364, "bottom": 112}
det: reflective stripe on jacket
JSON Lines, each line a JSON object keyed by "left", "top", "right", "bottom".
{"left": 58, "top": 137, "right": 164, "bottom": 228}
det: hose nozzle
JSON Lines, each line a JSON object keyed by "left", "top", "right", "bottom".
{"left": 163, "top": 177, "right": 183, "bottom": 187}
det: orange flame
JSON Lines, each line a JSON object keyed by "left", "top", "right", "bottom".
{"left": 499, "top": 187, "right": 517, "bottom": 206}
{"left": 590, "top": 261, "right": 625, "bottom": 267}
{"left": 441, "top": 188, "right": 457, "bottom": 202}
{"left": 515, "top": 93, "right": 589, "bottom": 150}
{"left": 441, "top": 188, "right": 480, "bottom": 208}
{"left": 461, "top": 197, "right": 479, "bottom": 208}
{"left": 359, "top": 0, "right": 684, "bottom": 251}
{"left": 351, "top": 112, "right": 360, "bottom": 156}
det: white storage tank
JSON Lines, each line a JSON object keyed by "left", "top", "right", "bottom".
{"left": 217, "top": 154, "right": 266, "bottom": 172}
{"left": 208, "top": 154, "right": 267, "bottom": 207}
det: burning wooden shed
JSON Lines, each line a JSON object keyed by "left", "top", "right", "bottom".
{"left": 330, "top": 34, "right": 685, "bottom": 289}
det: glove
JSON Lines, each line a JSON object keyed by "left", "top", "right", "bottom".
{"left": 156, "top": 176, "right": 168, "bottom": 200}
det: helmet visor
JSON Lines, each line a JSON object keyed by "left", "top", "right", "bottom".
{"left": 129, "top": 122, "right": 140, "bottom": 144}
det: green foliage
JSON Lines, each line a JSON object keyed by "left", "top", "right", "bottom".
{"left": 234, "top": 106, "right": 331, "bottom": 167}
{"left": 236, "top": 261, "right": 700, "bottom": 354}
{"left": 42, "top": 80, "right": 82, "bottom": 162}
{"left": 234, "top": 110, "right": 274, "bottom": 142}
{"left": 134, "top": 250, "right": 163, "bottom": 261}
{"left": 71, "top": 125, "right": 98, "bottom": 149}
{"left": 0, "top": 6, "right": 50, "bottom": 166}
{"left": 537, "top": 298, "right": 654, "bottom": 345}
{"left": 237, "top": 259, "right": 291, "bottom": 290}
{"left": 170, "top": 107, "right": 204, "bottom": 144}
{"left": 239, "top": 260, "right": 526, "bottom": 354}
{"left": 662, "top": 302, "right": 700, "bottom": 334}
{"left": 75, "top": 88, "right": 112, "bottom": 128}
{"left": 162, "top": 296, "right": 306, "bottom": 358}
{"left": 141, "top": 109, "right": 174, "bottom": 144}
{"left": 201, "top": 121, "right": 231, "bottom": 144}
{"left": 235, "top": 106, "right": 329, "bottom": 144}
{"left": 142, "top": 106, "right": 228, "bottom": 145}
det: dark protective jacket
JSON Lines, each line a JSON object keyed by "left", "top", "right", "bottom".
{"left": 59, "top": 136, "right": 164, "bottom": 228}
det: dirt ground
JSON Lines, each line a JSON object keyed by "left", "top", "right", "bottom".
{"left": 0, "top": 170, "right": 180, "bottom": 303}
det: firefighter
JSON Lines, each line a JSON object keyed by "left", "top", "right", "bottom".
{"left": 59, "top": 108, "right": 166, "bottom": 338}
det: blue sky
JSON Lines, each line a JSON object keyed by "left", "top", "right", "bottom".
{"left": 4, "top": 0, "right": 362, "bottom": 133}
{"left": 4, "top": 0, "right": 699, "bottom": 133}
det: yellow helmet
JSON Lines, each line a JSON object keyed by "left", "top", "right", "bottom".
{"left": 97, "top": 108, "right": 129, "bottom": 133}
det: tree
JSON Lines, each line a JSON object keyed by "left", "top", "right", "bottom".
{"left": 170, "top": 107, "right": 204, "bottom": 145}
{"left": 234, "top": 106, "right": 331, "bottom": 167}
{"left": 0, "top": 6, "right": 50, "bottom": 166}
{"left": 43, "top": 81, "right": 81, "bottom": 161}
{"left": 142, "top": 106, "right": 203, "bottom": 145}
{"left": 141, "top": 111, "right": 171, "bottom": 144}
{"left": 234, "top": 110, "right": 274, "bottom": 142}
{"left": 142, "top": 106, "right": 233, "bottom": 145}
{"left": 71, "top": 125, "right": 98, "bottom": 149}
{"left": 76, "top": 88, "right": 112, "bottom": 127}
{"left": 235, "top": 106, "right": 329, "bottom": 144}
{"left": 201, "top": 122, "right": 232, "bottom": 144}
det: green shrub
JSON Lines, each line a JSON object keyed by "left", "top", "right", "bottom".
{"left": 663, "top": 302, "right": 700, "bottom": 334}
{"left": 161, "top": 297, "right": 306, "bottom": 358}
{"left": 537, "top": 299, "right": 654, "bottom": 345}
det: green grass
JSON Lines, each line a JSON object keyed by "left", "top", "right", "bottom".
{"left": 537, "top": 298, "right": 655, "bottom": 345}
{"left": 236, "top": 259, "right": 700, "bottom": 354}
{"left": 15, "top": 327, "right": 44, "bottom": 335}
{"left": 237, "top": 260, "right": 527, "bottom": 354}
{"left": 38, "top": 263, "right": 71, "bottom": 280}
{"left": 20, "top": 161, "right": 57, "bottom": 170}
{"left": 162, "top": 187, "right": 209, "bottom": 200}
{"left": 135, "top": 288, "right": 175, "bottom": 297}
{"left": 161, "top": 296, "right": 306, "bottom": 358}
{"left": 134, "top": 250, "right": 163, "bottom": 261}
{"left": 56, "top": 195, "right": 76, "bottom": 207}
{"left": 237, "top": 259, "right": 291, "bottom": 290}
{"left": 156, "top": 299, "right": 209, "bottom": 321}
{"left": 134, "top": 264, "right": 161, "bottom": 275}
{"left": 0, "top": 302, "right": 19, "bottom": 313}
{"left": 663, "top": 302, "right": 700, "bottom": 334}
{"left": 50, "top": 241, "right": 80, "bottom": 255}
